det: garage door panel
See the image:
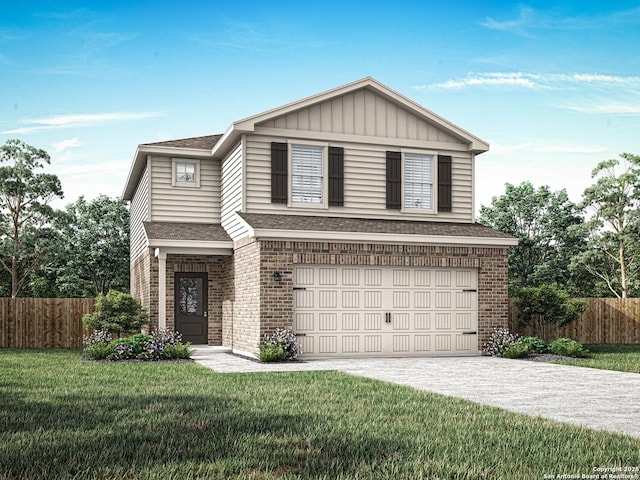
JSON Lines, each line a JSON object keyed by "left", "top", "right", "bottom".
{"left": 342, "top": 335, "right": 359, "bottom": 353}
{"left": 414, "top": 269, "right": 431, "bottom": 286}
{"left": 414, "top": 313, "right": 431, "bottom": 330}
{"left": 414, "top": 334, "right": 431, "bottom": 351}
{"left": 456, "top": 334, "right": 475, "bottom": 351}
{"left": 294, "top": 313, "right": 314, "bottom": 331}
{"left": 393, "top": 335, "right": 411, "bottom": 352}
{"left": 319, "top": 268, "right": 337, "bottom": 285}
{"left": 393, "top": 291, "right": 410, "bottom": 308}
{"left": 365, "top": 312, "right": 383, "bottom": 330}
{"left": 294, "top": 290, "right": 314, "bottom": 308}
{"left": 364, "top": 269, "right": 382, "bottom": 286}
{"left": 319, "top": 313, "right": 337, "bottom": 331}
{"left": 364, "top": 290, "right": 382, "bottom": 308}
{"left": 435, "top": 334, "right": 452, "bottom": 351}
{"left": 415, "top": 291, "right": 430, "bottom": 308}
{"left": 319, "top": 290, "right": 337, "bottom": 308}
{"left": 393, "top": 269, "right": 411, "bottom": 286}
{"left": 342, "top": 268, "right": 360, "bottom": 285}
{"left": 294, "top": 265, "right": 478, "bottom": 357}
{"left": 342, "top": 313, "right": 359, "bottom": 330}
{"left": 364, "top": 335, "right": 382, "bottom": 352}
{"left": 342, "top": 290, "right": 359, "bottom": 308}
{"left": 456, "top": 312, "right": 472, "bottom": 330}
{"left": 319, "top": 336, "right": 338, "bottom": 353}
{"left": 392, "top": 313, "right": 410, "bottom": 330}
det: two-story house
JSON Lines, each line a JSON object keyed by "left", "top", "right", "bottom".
{"left": 123, "top": 77, "right": 516, "bottom": 358}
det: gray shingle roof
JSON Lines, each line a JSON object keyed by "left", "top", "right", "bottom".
{"left": 238, "top": 213, "right": 514, "bottom": 239}
{"left": 144, "top": 222, "right": 231, "bottom": 242}
{"left": 143, "top": 134, "right": 223, "bottom": 150}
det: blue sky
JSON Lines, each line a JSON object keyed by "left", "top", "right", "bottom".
{"left": 1, "top": 1, "right": 639, "bottom": 213}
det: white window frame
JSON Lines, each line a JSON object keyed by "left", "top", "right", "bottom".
{"left": 171, "top": 158, "right": 200, "bottom": 188}
{"left": 288, "top": 140, "right": 328, "bottom": 209}
{"left": 401, "top": 149, "right": 437, "bottom": 214}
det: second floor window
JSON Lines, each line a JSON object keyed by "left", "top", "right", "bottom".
{"left": 172, "top": 159, "right": 200, "bottom": 187}
{"left": 404, "top": 153, "right": 433, "bottom": 210}
{"left": 291, "top": 145, "right": 323, "bottom": 204}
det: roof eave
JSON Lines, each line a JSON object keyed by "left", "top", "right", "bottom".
{"left": 250, "top": 228, "right": 518, "bottom": 247}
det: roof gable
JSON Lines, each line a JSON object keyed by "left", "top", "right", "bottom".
{"left": 212, "top": 77, "right": 488, "bottom": 157}
{"left": 256, "top": 87, "right": 461, "bottom": 145}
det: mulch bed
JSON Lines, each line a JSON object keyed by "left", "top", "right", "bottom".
{"left": 521, "top": 353, "right": 588, "bottom": 363}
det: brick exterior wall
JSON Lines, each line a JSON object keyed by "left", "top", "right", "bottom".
{"left": 165, "top": 254, "right": 224, "bottom": 345}
{"left": 132, "top": 239, "right": 509, "bottom": 354}
{"left": 226, "top": 239, "right": 509, "bottom": 354}
{"left": 227, "top": 239, "right": 261, "bottom": 353}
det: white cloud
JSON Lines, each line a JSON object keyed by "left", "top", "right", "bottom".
{"left": 52, "top": 137, "right": 82, "bottom": 152}
{"left": 561, "top": 103, "right": 640, "bottom": 115}
{"left": 2, "top": 111, "right": 164, "bottom": 134}
{"left": 489, "top": 139, "right": 606, "bottom": 154}
{"left": 416, "top": 72, "right": 640, "bottom": 92}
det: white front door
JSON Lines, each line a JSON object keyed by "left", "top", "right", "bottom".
{"left": 293, "top": 265, "right": 478, "bottom": 357}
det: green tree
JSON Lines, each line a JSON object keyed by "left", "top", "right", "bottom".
{"left": 478, "top": 182, "right": 588, "bottom": 295}
{"left": 573, "top": 153, "right": 640, "bottom": 298}
{"left": 0, "top": 139, "right": 63, "bottom": 297}
{"left": 56, "top": 195, "right": 130, "bottom": 297}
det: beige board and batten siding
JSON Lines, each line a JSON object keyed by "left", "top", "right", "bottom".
{"left": 257, "top": 88, "right": 460, "bottom": 142}
{"left": 221, "top": 141, "right": 249, "bottom": 241}
{"left": 149, "top": 155, "right": 221, "bottom": 223}
{"left": 244, "top": 135, "right": 473, "bottom": 222}
{"left": 129, "top": 163, "right": 149, "bottom": 262}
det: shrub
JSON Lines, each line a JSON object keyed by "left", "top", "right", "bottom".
{"left": 483, "top": 328, "right": 519, "bottom": 356}
{"left": 83, "top": 328, "right": 193, "bottom": 361}
{"left": 257, "top": 328, "right": 299, "bottom": 362}
{"left": 502, "top": 342, "right": 530, "bottom": 359}
{"left": 517, "top": 336, "right": 548, "bottom": 355}
{"left": 83, "top": 290, "right": 149, "bottom": 337}
{"left": 548, "top": 338, "right": 588, "bottom": 357}
{"left": 257, "top": 343, "right": 286, "bottom": 362}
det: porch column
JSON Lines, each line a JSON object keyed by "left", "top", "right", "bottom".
{"left": 155, "top": 248, "right": 167, "bottom": 329}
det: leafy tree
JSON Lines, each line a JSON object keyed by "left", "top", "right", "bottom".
{"left": 83, "top": 290, "right": 148, "bottom": 336}
{"left": 478, "top": 182, "right": 588, "bottom": 295}
{"left": 514, "top": 284, "right": 587, "bottom": 340}
{"left": 572, "top": 154, "right": 640, "bottom": 298}
{"left": 55, "top": 195, "right": 130, "bottom": 297}
{"left": 0, "top": 139, "right": 63, "bottom": 297}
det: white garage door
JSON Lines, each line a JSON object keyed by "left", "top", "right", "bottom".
{"left": 293, "top": 265, "right": 478, "bottom": 357}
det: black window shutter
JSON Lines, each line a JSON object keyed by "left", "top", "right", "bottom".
{"left": 271, "top": 142, "right": 288, "bottom": 204}
{"left": 328, "top": 146, "right": 344, "bottom": 206}
{"left": 438, "top": 155, "right": 452, "bottom": 212}
{"left": 386, "top": 151, "right": 401, "bottom": 209}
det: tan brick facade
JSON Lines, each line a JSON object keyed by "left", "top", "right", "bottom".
{"left": 132, "top": 240, "right": 509, "bottom": 354}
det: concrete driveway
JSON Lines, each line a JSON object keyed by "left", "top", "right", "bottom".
{"left": 192, "top": 347, "right": 640, "bottom": 439}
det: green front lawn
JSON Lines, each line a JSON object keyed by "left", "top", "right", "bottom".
{"left": 1, "top": 349, "right": 638, "bottom": 479}
{"left": 554, "top": 343, "right": 640, "bottom": 373}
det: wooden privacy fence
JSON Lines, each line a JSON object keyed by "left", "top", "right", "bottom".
{"left": 0, "top": 298, "right": 96, "bottom": 348}
{"left": 509, "top": 298, "right": 640, "bottom": 344}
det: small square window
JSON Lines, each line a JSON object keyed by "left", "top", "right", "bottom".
{"left": 172, "top": 159, "right": 200, "bottom": 187}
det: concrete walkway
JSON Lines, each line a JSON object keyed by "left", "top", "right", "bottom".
{"left": 191, "top": 346, "right": 640, "bottom": 438}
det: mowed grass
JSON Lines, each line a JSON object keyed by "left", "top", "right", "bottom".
{"left": 555, "top": 343, "right": 640, "bottom": 373}
{"left": 1, "top": 350, "right": 639, "bottom": 480}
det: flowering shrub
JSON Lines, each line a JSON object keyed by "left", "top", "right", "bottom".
{"left": 83, "top": 329, "right": 193, "bottom": 361}
{"left": 483, "top": 328, "right": 520, "bottom": 357}
{"left": 257, "top": 328, "right": 299, "bottom": 362}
